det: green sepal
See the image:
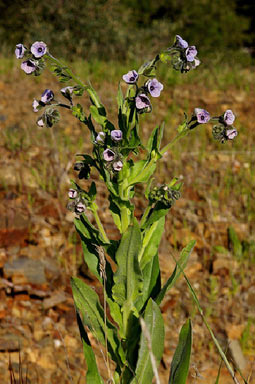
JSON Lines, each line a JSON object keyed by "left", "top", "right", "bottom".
{"left": 169, "top": 319, "right": 192, "bottom": 384}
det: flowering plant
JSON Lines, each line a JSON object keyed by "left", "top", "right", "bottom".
{"left": 16, "top": 36, "right": 240, "bottom": 384}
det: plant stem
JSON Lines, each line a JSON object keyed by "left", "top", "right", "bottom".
{"left": 91, "top": 203, "right": 110, "bottom": 244}
{"left": 160, "top": 129, "right": 190, "bottom": 155}
{"left": 140, "top": 204, "right": 152, "bottom": 228}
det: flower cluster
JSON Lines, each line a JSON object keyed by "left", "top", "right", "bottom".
{"left": 122, "top": 70, "right": 164, "bottom": 114}
{"left": 212, "top": 110, "right": 238, "bottom": 143}
{"left": 15, "top": 42, "right": 47, "bottom": 76}
{"left": 160, "top": 35, "right": 200, "bottom": 73}
{"left": 149, "top": 184, "right": 181, "bottom": 208}
{"left": 67, "top": 188, "right": 87, "bottom": 215}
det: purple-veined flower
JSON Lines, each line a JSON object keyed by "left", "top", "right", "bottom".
{"left": 37, "top": 118, "right": 44, "bottom": 127}
{"left": 135, "top": 94, "right": 151, "bottom": 110}
{"left": 32, "top": 99, "right": 40, "bottom": 112}
{"left": 186, "top": 46, "right": 198, "bottom": 62}
{"left": 103, "top": 149, "right": 115, "bottom": 162}
{"left": 111, "top": 130, "right": 123, "bottom": 141}
{"left": 224, "top": 110, "right": 235, "bottom": 126}
{"left": 113, "top": 161, "right": 123, "bottom": 171}
{"left": 226, "top": 129, "right": 238, "bottom": 140}
{"left": 147, "top": 78, "right": 164, "bottom": 97}
{"left": 75, "top": 201, "right": 86, "bottom": 214}
{"left": 122, "top": 70, "right": 138, "bottom": 84}
{"left": 21, "top": 60, "right": 37, "bottom": 74}
{"left": 15, "top": 44, "right": 26, "bottom": 59}
{"left": 68, "top": 189, "right": 78, "bottom": 199}
{"left": 175, "top": 35, "right": 188, "bottom": 49}
{"left": 61, "top": 86, "right": 74, "bottom": 96}
{"left": 31, "top": 41, "right": 47, "bottom": 58}
{"left": 41, "top": 89, "right": 54, "bottom": 103}
{"left": 96, "top": 131, "right": 106, "bottom": 144}
{"left": 194, "top": 108, "right": 210, "bottom": 124}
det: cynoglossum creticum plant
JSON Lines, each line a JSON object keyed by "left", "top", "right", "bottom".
{"left": 16, "top": 36, "right": 239, "bottom": 384}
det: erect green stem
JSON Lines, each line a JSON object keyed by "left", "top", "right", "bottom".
{"left": 160, "top": 128, "right": 190, "bottom": 155}
{"left": 46, "top": 53, "right": 103, "bottom": 108}
{"left": 91, "top": 202, "right": 110, "bottom": 244}
{"left": 140, "top": 204, "right": 152, "bottom": 228}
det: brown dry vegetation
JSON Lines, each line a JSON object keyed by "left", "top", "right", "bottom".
{"left": 0, "top": 58, "right": 255, "bottom": 383}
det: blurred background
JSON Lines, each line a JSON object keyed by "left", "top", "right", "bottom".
{"left": 0, "top": 1, "right": 255, "bottom": 383}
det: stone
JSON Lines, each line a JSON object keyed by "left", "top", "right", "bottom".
{"left": 43, "top": 291, "right": 67, "bottom": 310}
{"left": 4, "top": 256, "right": 46, "bottom": 285}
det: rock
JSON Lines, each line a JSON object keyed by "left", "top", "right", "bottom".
{"left": 0, "top": 335, "right": 20, "bottom": 351}
{"left": 4, "top": 256, "right": 46, "bottom": 285}
{"left": 43, "top": 291, "right": 67, "bottom": 310}
{"left": 229, "top": 339, "right": 246, "bottom": 371}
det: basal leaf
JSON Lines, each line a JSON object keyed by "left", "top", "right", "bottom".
{"left": 76, "top": 311, "right": 104, "bottom": 384}
{"left": 169, "top": 319, "right": 192, "bottom": 384}
{"left": 71, "top": 277, "right": 125, "bottom": 366}
{"left": 130, "top": 299, "right": 164, "bottom": 384}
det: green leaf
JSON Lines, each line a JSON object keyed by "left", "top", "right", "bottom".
{"left": 112, "top": 220, "right": 143, "bottom": 316}
{"left": 88, "top": 181, "right": 97, "bottom": 201}
{"left": 142, "top": 253, "right": 161, "bottom": 306}
{"left": 169, "top": 319, "right": 192, "bottom": 384}
{"left": 139, "top": 216, "right": 165, "bottom": 270}
{"left": 71, "top": 277, "right": 125, "bottom": 366}
{"left": 156, "top": 240, "right": 196, "bottom": 305}
{"left": 142, "top": 202, "right": 169, "bottom": 229}
{"left": 146, "top": 123, "right": 164, "bottom": 160}
{"left": 228, "top": 226, "right": 243, "bottom": 260}
{"left": 128, "top": 160, "right": 156, "bottom": 186}
{"left": 76, "top": 311, "right": 104, "bottom": 384}
{"left": 130, "top": 299, "right": 164, "bottom": 384}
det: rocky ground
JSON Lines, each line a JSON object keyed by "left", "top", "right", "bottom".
{"left": 0, "top": 61, "right": 255, "bottom": 383}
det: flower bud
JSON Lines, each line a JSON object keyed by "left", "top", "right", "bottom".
{"left": 41, "top": 89, "right": 54, "bottom": 104}
{"left": 113, "top": 161, "right": 123, "bottom": 171}
{"left": 68, "top": 189, "right": 78, "bottom": 199}
{"left": 32, "top": 99, "right": 40, "bottom": 112}
{"left": 226, "top": 129, "right": 238, "bottom": 140}
{"left": 96, "top": 131, "right": 106, "bottom": 144}
{"left": 175, "top": 35, "right": 188, "bottom": 49}
{"left": 15, "top": 44, "right": 26, "bottom": 59}
{"left": 111, "top": 130, "right": 122, "bottom": 141}
{"left": 223, "top": 110, "right": 235, "bottom": 126}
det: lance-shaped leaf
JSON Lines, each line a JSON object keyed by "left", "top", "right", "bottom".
{"left": 146, "top": 123, "right": 164, "bottom": 161}
{"left": 169, "top": 319, "right": 192, "bottom": 384}
{"left": 156, "top": 240, "right": 196, "bottom": 305}
{"left": 112, "top": 220, "right": 143, "bottom": 316}
{"left": 130, "top": 299, "right": 164, "bottom": 384}
{"left": 71, "top": 277, "right": 125, "bottom": 366}
{"left": 76, "top": 311, "right": 104, "bottom": 384}
{"left": 142, "top": 252, "right": 161, "bottom": 306}
{"left": 139, "top": 216, "right": 165, "bottom": 270}
{"left": 127, "top": 159, "right": 156, "bottom": 186}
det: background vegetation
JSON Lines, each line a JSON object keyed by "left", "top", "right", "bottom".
{"left": 0, "top": 0, "right": 254, "bottom": 62}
